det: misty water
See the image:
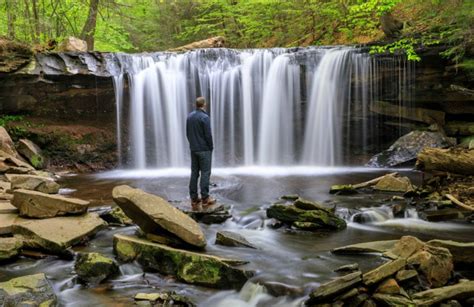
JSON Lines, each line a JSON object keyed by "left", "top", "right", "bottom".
{"left": 2, "top": 168, "right": 473, "bottom": 306}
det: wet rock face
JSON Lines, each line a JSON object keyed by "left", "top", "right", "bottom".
{"left": 74, "top": 252, "right": 118, "bottom": 284}
{"left": 0, "top": 273, "right": 57, "bottom": 306}
{"left": 367, "top": 130, "right": 453, "bottom": 167}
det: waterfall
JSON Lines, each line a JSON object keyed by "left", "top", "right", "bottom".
{"left": 112, "top": 47, "right": 414, "bottom": 169}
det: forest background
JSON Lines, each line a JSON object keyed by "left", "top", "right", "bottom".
{"left": 0, "top": 0, "right": 472, "bottom": 67}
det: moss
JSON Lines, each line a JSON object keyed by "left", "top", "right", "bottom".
{"left": 30, "top": 154, "right": 44, "bottom": 169}
{"left": 114, "top": 239, "right": 137, "bottom": 261}
{"left": 75, "top": 252, "right": 118, "bottom": 283}
{"left": 329, "top": 184, "right": 357, "bottom": 195}
{"left": 178, "top": 257, "right": 221, "bottom": 285}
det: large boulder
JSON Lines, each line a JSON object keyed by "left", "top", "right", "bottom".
{"left": 0, "top": 273, "right": 56, "bottom": 306}
{"left": 6, "top": 174, "right": 60, "bottom": 194}
{"left": 267, "top": 199, "right": 346, "bottom": 231}
{"left": 373, "top": 175, "right": 414, "bottom": 193}
{"left": 59, "top": 36, "right": 87, "bottom": 52}
{"left": 74, "top": 252, "right": 118, "bottom": 284}
{"left": 385, "top": 236, "right": 453, "bottom": 288}
{"left": 112, "top": 185, "right": 206, "bottom": 248}
{"left": 113, "top": 234, "right": 251, "bottom": 289}
{"left": 367, "top": 130, "right": 453, "bottom": 167}
{"left": 17, "top": 139, "right": 45, "bottom": 169}
{"left": 428, "top": 239, "right": 474, "bottom": 266}
{"left": 305, "top": 271, "right": 362, "bottom": 304}
{"left": 12, "top": 189, "right": 89, "bottom": 218}
{"left": 0, "top": 237, "right": 22, "bottom": 261}
{"left": 12, "top": 213, "right": 105, "bottom": 255}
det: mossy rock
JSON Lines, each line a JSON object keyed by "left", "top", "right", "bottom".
{"left": 329, "top": 184, "right": 357, "bottom": 195}
{"left": 0, "top": 273, "right": 57, "bottom": 306}
{"left": 267, "top": 203, "right": 346, "bottom": 231}
{"left": 74, "top": 252, "right": 118, "bottom": 284}
{"left": 114, "top": 234, "right": 252, "bottom": 289}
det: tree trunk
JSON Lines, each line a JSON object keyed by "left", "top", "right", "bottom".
{"left": 6, "top": 0, "right": 16, "bottom": 39}
{"left": 416, "top": 148, "right": 474, "bottom": 175}
{"left": 81, "top": 0, "right": 100, "bottom": 50}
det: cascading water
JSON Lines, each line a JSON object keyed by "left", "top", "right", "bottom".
{"left": 112, "top": 47, "right": 414, "bottom": 169}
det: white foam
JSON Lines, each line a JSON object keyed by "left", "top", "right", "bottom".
{"left": 95, "top": 166, "right": 409, "bottom": 179}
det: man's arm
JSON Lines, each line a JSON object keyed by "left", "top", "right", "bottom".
{"left": 202, "top": 116, "right": 214, "bottom": 151}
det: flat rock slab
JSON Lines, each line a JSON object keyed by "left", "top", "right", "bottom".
{"left": 331, "top": 240, "right": 397, "bottom": 255}
{"left": 12, "top": 213, "right": 105, "bottom": 255}
{"left": 215, "top": 231, "right": 257, "bottom": 249}
{"left": 113, "top": 185, "right": 206, "bottom": 248}
{"left": 114, "top": 234, "right": 251, "bottom": 289}
{"left": 412, "top": 280, "right": 474, "bottom": 306}
{"left": 0, "top": 213, "right": 17, "bottom": 235}
{"left": 0, "top": 237, "right": 22, "bottom": 261}
{"left": 6, "top": 174, "right": 60, "bottom": 194}
{"left": 306, "top": 271, "right": 362, "bottom": 304}
{"left": 0, "top": 273, "right": 57, "bottom": 306}
{"left": 12, "top": 189, "right": 89, "bottom": 218}
{"left": 0, "top": 180, "right": 11, "bottom": 192}
{"left": 363, "top": 258, "right": 406, "bottom": 286}
{"left": 428, "top": 239, "right": 474, "bottom": 266}
{"left": 0, "top": 201, "right": 17, "bottom": 213}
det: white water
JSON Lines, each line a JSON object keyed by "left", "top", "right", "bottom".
{"left": 112, "top": 47, "right": 413, "bottom": 169}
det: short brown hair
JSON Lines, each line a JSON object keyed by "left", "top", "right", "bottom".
{"left": 196, "top": 97, "right": 206, "bottom": 108}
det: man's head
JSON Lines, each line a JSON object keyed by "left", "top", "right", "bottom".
{"left": 196, "top": 97, "right": 207, "bottom": 110}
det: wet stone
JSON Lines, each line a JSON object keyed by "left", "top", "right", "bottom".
{"left": 334, "top": 263, "right": 359, "bottom": 273}
{"left": 215, "top": 230, "right": 257, "bottom": 249}
{"left": 100, "top": 206, "right": 133, "bottom": 226}
{"left": 75, "top": 252, "right": 118, "bottom": 284}
{"left": 134, "top": 291, "right": 195, "bottom": 306}
{"left": 280, "top": 194, "right": 300, "bottom": 200}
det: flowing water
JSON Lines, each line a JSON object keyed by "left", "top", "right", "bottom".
{"left": 2, "top": 169, "right": 472, "bottom": 306}
{"left": 112, "top": 47, "right": 415, "bottom": 168}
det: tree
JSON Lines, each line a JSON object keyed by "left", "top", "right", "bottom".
{"left": 81, "top": 0, "right": 100, "bottom": 50}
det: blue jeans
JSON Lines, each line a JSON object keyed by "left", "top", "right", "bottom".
{"left": 189, "top": 151, "right": 212, "bottom": 200}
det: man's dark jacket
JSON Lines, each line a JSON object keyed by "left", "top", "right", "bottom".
{"left": 186, "top": 109, "right": 213, "bottom": 152}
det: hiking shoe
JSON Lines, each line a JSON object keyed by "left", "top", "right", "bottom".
{"left": 202, "top": 196, "right": 217, "bottom": 207}
{"left": 191, "top": 198, "right": 202, "bottom": 211}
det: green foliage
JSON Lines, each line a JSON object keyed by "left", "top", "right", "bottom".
{"left": 0, "top": 115, "right": 23, "bottom": 127}
{"left": 370, "top": 38, "right": 421, "bottom": 61}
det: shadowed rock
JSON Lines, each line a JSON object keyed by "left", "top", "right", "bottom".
{"left": 112, "top": 185, "right": 206, "bottom": 248}
{"left": 12, "top": 189, "right": 89, "bottom": 218}
{"left": 412, "top": 281, "right": 474, "bottom": 306}
{"left": 0, "top": 237, "right": 22, "bottom": 261}
{"left": 114, "top": 234, "right": 252, "bottom": 289}
{"left": 17, "top": 139, "right": 45, "bottom": 169}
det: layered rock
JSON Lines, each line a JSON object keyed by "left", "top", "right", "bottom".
{"left": 412, "top": 280, "right": 474, "bottom": 305}
{"left": 0, "top": 237, "right": 22, "bottom": 261}
{"left": 0, "top": 273, "right": 56, "bottom": 306}
{"left": 17, "top": 139, "right": 45, "bottom": 169}
{"left": 306, "top": 271, "right": 362, "bottom": 304}
{"left": 267, "top": 198, "right": 346, "bottom": 231}
{"left": 112, "top": 185, "right": 206, "bottom": 248}
{"left": 6, "top": 174, "right": 60, "bottom": 194}
{"left": 113, "top": 234, "right": 251, "bottom": 289}
{"left": 74, "top": 252, "right": 118, "bottom": 284}
{"left": 12, "top": 213, "right": 105, "bottom": 255}
{"left": 12, "top": 189, "right": 89, "bottom": 218}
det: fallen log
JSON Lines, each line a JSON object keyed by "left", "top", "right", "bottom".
{"left": 168, "top": 36, "right": 225, "bottom": 52}
{"left": 416, "top": 147, "right": 474, "bottom": 175}
{"left": 352, "top": 172, "right": 398, "bottom": 189}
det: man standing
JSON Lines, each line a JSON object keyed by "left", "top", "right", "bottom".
{"left": 186, "top": 97, "right": 216, "bottom": 210}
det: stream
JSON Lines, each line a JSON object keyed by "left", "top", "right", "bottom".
{"left": 1, "top": 167, "right": 473, "bottom": 306}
